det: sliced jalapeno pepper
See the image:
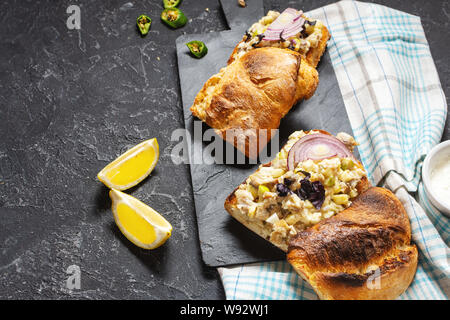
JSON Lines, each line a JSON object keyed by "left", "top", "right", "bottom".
{"left": 186, "top": 41, "right": 208, "bottom": 59}
{"left": 161, "top": 8, "right": 187, "bottom": 29}
{"left": 136, "top": 15, "right": 152, "bottom": 36}
{"left": 163, "top": 0, "right": 181, "bottom": 8}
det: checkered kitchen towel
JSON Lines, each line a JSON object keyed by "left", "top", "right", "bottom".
{"left": 218, "top": 0, "right": 449, "bottom": 300}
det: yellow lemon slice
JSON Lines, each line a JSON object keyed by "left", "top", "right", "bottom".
{"left": 97, "top": 138, "right": 159, "bottom": 190}
{"left": 110, "top": 189, "right": 172, "bottom": 249}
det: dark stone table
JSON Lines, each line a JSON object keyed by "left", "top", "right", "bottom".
{"left": 0, "top": 0, "right": 448, "bottom": 299}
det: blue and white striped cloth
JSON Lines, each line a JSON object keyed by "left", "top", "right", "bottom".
{"left": 218, "top": 0, "right": 449, "bottom": 300}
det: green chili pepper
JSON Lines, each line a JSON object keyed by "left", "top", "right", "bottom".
{"left": 161, "top": 8, "right": 187, "bottom": 29}
{"left": 136, "top": 15, "right": 152, "bottom": 36}
{"left": 186, "top": 41, "right": 208, "bottom": 58}
{"left": 163, "top": 0, "right": 181, "bottom": 8}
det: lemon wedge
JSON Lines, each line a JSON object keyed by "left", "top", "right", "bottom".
{"left": 110, "top": 189, "right": 172, "bottom": 249}
{"left": 97, "top": 138, "right": 159, "bottom": 190}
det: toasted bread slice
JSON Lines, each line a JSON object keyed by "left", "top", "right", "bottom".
{"left": 287, "top": 187, "right": 418, "bottom": 300}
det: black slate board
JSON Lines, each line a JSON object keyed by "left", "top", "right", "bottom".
{"left": 176, "top": 4, "right": 355, "bottom": 267}
{"left": 219, "top": 0, "right": 265, "bottom": 31}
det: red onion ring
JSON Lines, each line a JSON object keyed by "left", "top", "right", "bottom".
{"left": 264, "top": 9, "right": 304, "bottom": 41}
{"left": 287, "top": 133, "right": 355, "bottom": 171}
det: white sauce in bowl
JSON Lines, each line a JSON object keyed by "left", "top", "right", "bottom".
{"left": 430, "top": 156, "right": 450, "bottom": 205}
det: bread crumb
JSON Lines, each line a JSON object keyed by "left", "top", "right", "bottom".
{"left": 238, "top": 0, "right": 246, "bottom": 7}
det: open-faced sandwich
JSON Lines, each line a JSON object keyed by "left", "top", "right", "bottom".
{"left": 225, "top": 130, "right": 370, "bottom": 251}
{"left": 224, "top": 130, "right": 418, "bottom": 300}
{"left": 190, "top": 9, "right": 330, "bottom": 159}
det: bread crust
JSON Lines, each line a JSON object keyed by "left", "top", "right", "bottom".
{"left": 224, "top": 175, "right": 370, "bottom": 252}
{"left": 287, "top": 187, "right": 418, "bottom": 300}
{"left": 225, "top": 191, "right": 278, "bottom": 248}
{"left": 191, "top": 48, "right": 306, "bottom": 158}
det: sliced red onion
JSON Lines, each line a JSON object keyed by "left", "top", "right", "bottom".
{"left": 287, "top": 133, "right": 355, "bottom": 171}
{"left": 264, "top": 8, "right": 303, "bottom": 41}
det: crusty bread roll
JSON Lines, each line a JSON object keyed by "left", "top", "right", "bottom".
{"left": 190, "top": 10, "right": 330, "bottom": 158}
{"left": 287, "top": 187, "right": 418, "bottom": 300}
{"left": 228, "top": 24, "right": 330, "bottom": 69}
{"left": 224, "top": 130, "right": 371, "bottom": 252}
{"left": 191, "top": 48, "right": 319, "bottom": 158}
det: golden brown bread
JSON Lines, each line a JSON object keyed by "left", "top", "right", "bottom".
{"left": 191, "top": 48, "right": 318, "bottom": 158}
{"left": 224, "top": 130, "right": 371, "bottom": 252}
{"left": 287, "top": 187, "right": 418, "bottom": 300}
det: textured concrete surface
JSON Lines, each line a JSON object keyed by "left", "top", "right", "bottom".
{"left": 0, "top": 0, "right": 448, "bottom": 299}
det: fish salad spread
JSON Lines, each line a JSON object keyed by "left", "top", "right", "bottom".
{"left": 235, "top": 9, "right": 325, "bottom": 59}
{"left": 233, "top": 131, "right": 367, "bottom": 247}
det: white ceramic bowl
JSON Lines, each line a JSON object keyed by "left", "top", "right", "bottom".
{"left": 422, "top": 140, "right": 450, "bottom": 217}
